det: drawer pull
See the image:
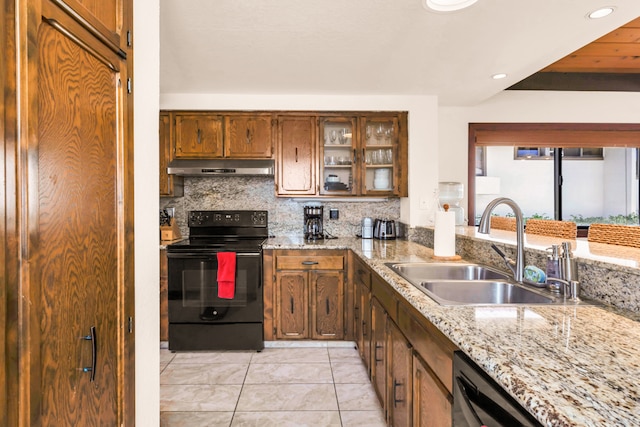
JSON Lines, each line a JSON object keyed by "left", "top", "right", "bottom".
{"left": 326, "top": 298, "right": 330, "bottom": 315}
{"left": 374, "top": 344, "right": 384, "bottom": 362}
{"left": 301, "top": 261, "right": 319, "bottom": 265}
{"left": 393, "top": 379, "right": 404, "bottom": 406}
{"left": 290, "top": 297, "right": 294, "bottom": 314}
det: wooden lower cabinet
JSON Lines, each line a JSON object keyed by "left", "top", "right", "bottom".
{"left": 371, "top": 298, "right": 387, "bottom": 409}
{"left": 275, "top": 271, "right": 309, "bottom": 338}
{"left": 353, "top": 264, "right": 372, "bottom": 371}
{"left": 160, "top": 249, "right": 169, "bottom": 341}
{"left": 413, "top": 353, "right": 453, "bottom": 427}
{"left": 349, "top": 251, "right": 457, "bottom": 427}
{"left": 388, "top": 321, "right": 413, "bottom": 426}
{"left": 265, "top": 249, "right": 345, "bottom": 340}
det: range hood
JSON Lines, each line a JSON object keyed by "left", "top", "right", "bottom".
{"left": 167, "top": 159, "right": 275, "bottom": 176}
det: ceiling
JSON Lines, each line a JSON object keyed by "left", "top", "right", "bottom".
{"left": 159, "top": 0, "right": 640, "bottom": 106}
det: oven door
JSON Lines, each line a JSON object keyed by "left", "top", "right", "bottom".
{"left": 167, "top": 251, "right": 263, "bottom": 324}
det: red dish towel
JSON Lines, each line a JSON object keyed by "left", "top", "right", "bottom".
{"left": 217, "top": 252, "right": 237, "bottom": 299}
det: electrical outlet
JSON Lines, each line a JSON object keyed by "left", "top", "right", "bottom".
{"left": 165, "top": 207, "right": 175, "bottom": 217}
{"left": 329, "top": 209, "right": 339, "bottom": 219}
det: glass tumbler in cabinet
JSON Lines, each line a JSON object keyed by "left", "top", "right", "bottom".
{"left": 320, "top": 118, "right": 357, "bottom": 195}
{"left": 363, "top": 118, "right": 397, "bottom": 194}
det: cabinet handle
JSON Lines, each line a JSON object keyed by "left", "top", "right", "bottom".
{"left": 301, "top": 260, "right": 318, "bottom": 265}
{"left": 326, "top": 298, "right": 330, "bottom": 315}
{"left": 290, "top": 297, "right": 294, "bottom": 314}
{"left": 295, "top": 147, "right": 298, "bottom": 162}
{"left": 80, "top": 326, "right": 97, "bottom": 382}
{"left": 196, "top": 128, "right": 201, "bottom": 145}
{"left": 353, "top": 148, "right": 357, "bottom": 164}
{"left": 246, "top": 128, "right": 251, "bottom": 144}
{"left": 393, "top": 379, "right": 404, "bottom": 406}
{"left": 362, "top": 321, "right": 367, "bottom": 337}
{"left": 362, "top": 148, "right": 365, "bottom": 164}
{"left": 374, "top": 344, "right": 384, "bottom": 362}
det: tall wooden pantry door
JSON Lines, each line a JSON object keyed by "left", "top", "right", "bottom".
{"left": 4, "top": 0, "right": 135, "bottom": 425}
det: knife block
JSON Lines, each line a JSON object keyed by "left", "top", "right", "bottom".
{"left": 160, "top": 218, "right": 182, "bottom": 242}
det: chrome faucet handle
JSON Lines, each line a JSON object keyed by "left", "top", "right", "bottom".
{"left": 547, "top": 277, "right": 581, "bottom": 302}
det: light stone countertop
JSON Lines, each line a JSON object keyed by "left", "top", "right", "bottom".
{"left": 263, "top": 235, "right": 640, "bottom": 427}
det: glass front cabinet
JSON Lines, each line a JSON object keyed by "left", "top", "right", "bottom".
{"left": 319, "top": 113, "right": 406, "bottom": 197}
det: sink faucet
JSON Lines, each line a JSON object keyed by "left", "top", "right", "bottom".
{"left": 477, "top": 198, "right": 525, "bottom": 283}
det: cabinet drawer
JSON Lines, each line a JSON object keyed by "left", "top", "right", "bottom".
{"left": 276, "top": 255, "right": 344, "bottom": 271}
{"left": 398, "top": 307, "right": 457, "bottom": 394}
{"left": 353, "top": 256, "right": 371, "bottom": 289}
{"left": 371, "top": 274, "right": 397, "bottom": 321}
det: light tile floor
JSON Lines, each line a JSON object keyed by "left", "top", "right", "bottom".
{"left": 160, "top": 343, "right": 386, "bottom": 427}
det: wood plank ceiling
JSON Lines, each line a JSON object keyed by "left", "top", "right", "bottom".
{"left": 510, "top": 17, "right": 640, "bottom": 91}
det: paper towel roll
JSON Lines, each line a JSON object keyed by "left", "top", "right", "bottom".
{"left": 434, "top": 211, "right": 456, "bottom": 257}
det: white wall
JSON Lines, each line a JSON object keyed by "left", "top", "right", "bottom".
{"left": 439, "top": 91, "right": 640, "bottom": 220}
{"left": 134, "top": 0, "right": 160, "bottom": 425}
{"left": 160, "top": 94, "right": 440, "bottom": 227}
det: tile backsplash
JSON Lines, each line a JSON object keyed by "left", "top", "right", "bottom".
{"left": 160, "top": 176, "right": 401, "bottom": 238}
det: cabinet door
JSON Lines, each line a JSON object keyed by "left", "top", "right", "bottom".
{"left": 389, "top": 321, "right": 413, "bottom": 427}
{"left": 310, "top": 271, "right": 344, "bottom": 339}
{"left": 159, "top": 112, "right": 183, "bottom": 196}
{"left": 25, "top": 5, "right": 134, "bottom": 424}
{"left": 175, "top": 114, "right": 224, "bottom": 158}
{"left": 275, "top": 271, "right": 308, "bottom": 339}
{"left": 160, "top": 250, "right": 168, "bottom": 341}
{"left": 319, "top": 117, "right": 358, "bottom": 195}
{"left": 371, "top": 298, "right": 387, "bottom": 410}
{"left": 413, "top": 354, "right": 453, "bottom": 427}
{"left": 225, "top": 114, "right": 273, "bottom": 158}
{"left": 54, "top": 0, "right": 127, "bottom": 52}
{"left": 276, "top": 115, "right": 317, "bottom": 195}
{"left": 361, "top": 282, "right": 372, "bottom": 372}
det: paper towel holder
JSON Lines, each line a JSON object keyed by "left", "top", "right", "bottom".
{"left": 432, "top": 204, "right": 462, "bottom": 261}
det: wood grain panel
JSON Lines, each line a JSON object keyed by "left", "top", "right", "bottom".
{"left": 413, "top": 353, "right": 452, "bottom": 427}
{"left": 276, "top": 255, "right": 344, "bottom": 270}
{"left": 175, "top": 114, "right": 224, "bottom": 158}
{"left": 49, "top": 0, "right": 124, "bottom": 52}
{"left": 160, "top": 250, "right": 168, "bottom": 341}
{"left": 388, "top": 321, "right": 412, "bottom": 427}
{"left": 275, "top": 272, "right": 308, "bottom": 338}
{"left": 310, "top": 271, "right": 344, "bottom": 339}
{"left": 276, "top": 115, "right": 316, "bottom": 195}
{"left": 36, "top": 19, "right": 120, "bottom": 426}
{"left": 371, "top": 298, "right": 387, "bottom": 409}
{"left": 224, "top": 114, "right": 273, "bottom": 158}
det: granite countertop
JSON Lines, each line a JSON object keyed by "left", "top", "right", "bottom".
{"left": 264, "top": 235, "right": 640, "bottom": 427}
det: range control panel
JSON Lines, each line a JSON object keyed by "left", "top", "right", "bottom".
{"left": 188, "top": 210, "right": 268, "bottom": 227}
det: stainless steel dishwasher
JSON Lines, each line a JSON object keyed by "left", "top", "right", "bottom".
{"left": 452, "top": 351, "right": 543, "bottom": 427}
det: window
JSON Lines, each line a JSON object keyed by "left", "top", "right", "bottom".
{"left": 468, "top": 123, "right": 640, "bottom": 228}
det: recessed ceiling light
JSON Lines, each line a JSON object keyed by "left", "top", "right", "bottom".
{"left": 492, "top": 73, "right": 507, "bottom": 80}
{"left": 588, "top": 7, "right": 614, "bottom": 19}
{"left": 424, "top": 0, "right": 478, "bottom": 12}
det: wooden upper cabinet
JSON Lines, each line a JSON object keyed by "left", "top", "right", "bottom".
{"left": 160, "top": 113, "right": 183, "bottom": 197}
{"left": 174, "top": 113, "right": 224, "bottom": 158}
{"left": 225, "top": 114, "right": 273, "bottom": 158}
{"left": 359, "top": 113, "right": 408, "bottom": 197}
{"left": 276, "top": 115, "right": 317, "bottom": 195}
{"left": 49, "top": 0, "right": 127, "bottom": 54}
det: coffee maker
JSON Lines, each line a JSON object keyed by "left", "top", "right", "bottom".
{"left": 304, "top": 205, "right": 324, "bottom": 240}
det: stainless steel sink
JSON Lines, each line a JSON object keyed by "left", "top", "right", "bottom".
{"left": 385, "top": 262, "right": 588, "bottom": 306}
{"left": 385, "top": 262, "right": 511, "bottom": 282}
{"left": 417, "top": 280, "right": 555, "bottom": 306}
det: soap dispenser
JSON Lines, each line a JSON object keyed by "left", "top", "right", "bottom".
{"left": 545, "top": 244, "right": 562, "bottom": 293}
{"left": 560, "top": 241, "right": 579, "bottom": 282}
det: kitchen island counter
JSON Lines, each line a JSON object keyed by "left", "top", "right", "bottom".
{"left": 264, "top": 235, "right": 640, "bottom": 427}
